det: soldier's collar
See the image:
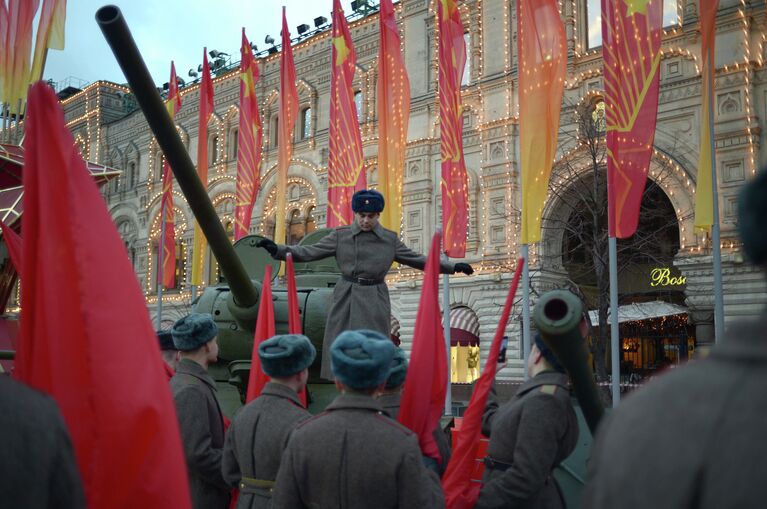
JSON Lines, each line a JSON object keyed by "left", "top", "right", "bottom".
{"left": 176, "top": 358, "right": 217, "bottom": 390}
{"left": 516, "top": 371, "right": 569, "bottom": 397}
{"left": 350, "top": 221, "right": 385, "bottom": 239}
{"left": 326, "top": 392, "right": 384, "bottom": 413}
{"left": 262, "top": 382, "right": 304, "bottom": 407}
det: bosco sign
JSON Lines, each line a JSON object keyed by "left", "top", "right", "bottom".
{"left": 650, "top": 268, "right": 686, "bottom": 287}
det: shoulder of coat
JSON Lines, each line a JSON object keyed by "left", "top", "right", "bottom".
{"left": 293, "top": 411, "right": 330, "bottom": 431}
{"left": 373, "top": 413, "right": 415, "bottom": 436}
{"left": 539, "top": 384, "right": 558, "bottom": 395}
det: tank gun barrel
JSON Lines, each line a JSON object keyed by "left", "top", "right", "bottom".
{"left": 96, "top": 5, "right": 257, "bottom": 308}
{"left": 532, "top": 290, "right": 605, "bottom": 435}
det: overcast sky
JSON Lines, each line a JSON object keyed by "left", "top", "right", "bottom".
{"left": 43, "top": 0, "right": 344, "bottom": 89}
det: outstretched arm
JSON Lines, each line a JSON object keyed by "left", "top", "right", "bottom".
{"left": 259, "top": 229, "right": 339, "bottom": 263}
{"left": 394, "top": 238, "right": 455, "bottom": 273}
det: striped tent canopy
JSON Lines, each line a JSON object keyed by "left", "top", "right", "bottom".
{"left": 449, "top": 305, "right": 480, "bottom": 346}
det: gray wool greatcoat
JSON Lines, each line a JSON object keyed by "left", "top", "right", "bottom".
{"left": 221, "top": 382, "right": 311, "bottom": 509}
{"left": 476, "top": 372, "right": 578, "bottom": 509}
{"left": 271, "top": 393, "right": 446, "bottom": 509}
{"left": 583, "top": 311, "right": 767, "bottom": 509}
{"left": 170, "top": 359, "right": 230, "bottom": 509}
{"left": 378, "top": 391, "right": 453, "bottom": 476}
{"left": 0, "top": 375, "right": 85, "bottom": 509}
{"left": 273, "top": 222, "right": 455, "bottom": 379}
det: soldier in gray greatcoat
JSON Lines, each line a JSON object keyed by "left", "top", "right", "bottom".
{"left": 271, "top": 330, "right": 446, "bottom": 509}
{"left": 476, "top": 334, "right": 579, "bottom": 509}
{"left": 257, "top": 189, "right": 474, "bottom": 379}
{"left": 222, "top": 334, "right": 316, "bottom": 508}
{"left": 0, "top": 375, "right": 85, "bottom": 509}
{"left": 582, "top": 168, "right": 767, "bottom": 509}
{"left": 378, "top": 346, "right": 452, "bottom": 476}
{"left": 170, "top": 313, "right": 230, "bottom": 509}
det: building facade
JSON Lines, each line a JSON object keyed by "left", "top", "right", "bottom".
{"left": 39, "top": 0, "right": 767, "bottom": 381}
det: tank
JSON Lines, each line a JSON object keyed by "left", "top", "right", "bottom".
{"left": 96, "top": 6, "right": 341, "bottom": 405}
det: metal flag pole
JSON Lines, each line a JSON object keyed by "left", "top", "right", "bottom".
{"left": 709, "top": 98, "right": 725, "bottom": 341}
{"left": 14, "top": 100, "right": 22, "bottom": 144}
{"left": 156, "top": 203, "right": 166, "bottom": 330}
{"left": 521, "top": 245, "right": 531, "bottom": 380}
{"left": 442, "top": 249, "right": 452, "bottom": 416}
{"left": 608, "top": 235, "right": 620, "bottom": 407}
{"left": 2, "top": 103, "right": 8, "bottom": 141}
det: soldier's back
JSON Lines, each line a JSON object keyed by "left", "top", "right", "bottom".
{"left": 584, "top": 313, "right": 767, "bottom": 509}
{"left": 272, "top": 393, "right": 444, "bottom": 509}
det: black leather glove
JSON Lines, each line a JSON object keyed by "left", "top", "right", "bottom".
{"left": 256, "top": 238, "right": 278, "bottom": 256}
{"left": 454, "top": 262, "right": 474, "bottom": 275}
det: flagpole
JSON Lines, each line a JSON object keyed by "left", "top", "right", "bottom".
{"left": 156, "top": 203, "right": 166, "bottom": 330}
{"left": 521, "top": 245, "right": 531, "bottom": 380}
{"left": 608, "top": 235, "right": 620, "bottom": 406}
{"left": 709, "top": 101, "right": 725, "bottom": 341}
{"left": 442, "top": 251, "right": 452, "bottom": 416}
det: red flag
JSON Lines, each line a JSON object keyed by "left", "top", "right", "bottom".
{"left": 159, "top": 61, "right": 181, "bottom": 290}
{"left": 603, "top": 0, "right": 662, "bottom": 238}
{"left": 285, "top": 253, "right": 307, "bottom": 406}
{"left": 377, "top": 0, "right": 410, "bottom": 233}
{"left": 517, "top": 0, "right": 566, "bottom": 244}
{"left": 327, "top": 0, "right": 365, "bottom": 227}
{"left": 398, "top": 231, "right": 447, "bottom": 462}
{"left": 234, "top": 28, "right": 263, "bottom": 240}
{"left": 30, "top": 0, "right": 67, "bottom": 83}
{"left": 274, "top": 7, "right": 299, "bottom": 245}
{"left": 191, "top": 49, "right": 215, "bottom": 285}
{"left": 442, "top": 258, "right": 525, "bottom": 508}
{"left": 14, "top": 82, "right": 191, "bottom": 508}
{"left": 2, "top": 0, "right": 39, "bottom": 114}
{"left": 438, "top": 0, "right": 468, "bottom": 257}
{"left": 246, "top": 264, "right": 276, "bottom": 403}
{"left": 0, "top": 220, "right": 22, "bottom": 273}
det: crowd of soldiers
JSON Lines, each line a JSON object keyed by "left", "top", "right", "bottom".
{"left": 2, "top": 168, "right": 767, "bottom": 508}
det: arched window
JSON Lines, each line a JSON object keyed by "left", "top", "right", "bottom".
{"left": 209, "top": 135, "right": 219, "bottom": 165}
{"left": 354, "top": 91, "right": 363, "bottom": 121}
{"left": 301, "top": 107, "right": 311, "bottom": 139}
{"left": 155, "top": 153, "right": 164, "bottom": 181}
{"left": 304, "top": 206, "right": 316, "bottom": 235}
{"left": 461, "top": 32, "right": 471, "bottom": 87}
{"left": 587, "top": 0, "right": 679, "bottom": 49}
{"left": 231, "top": 128, "right": 239, "bottom": 159}
{"left": 271, "top": 115, "right": 279, "bottom": 148}
{"left": 128, "top": 161, "right": 137, "bottom": 188}
{"left": 287, "top": 209, "right": 304, "bottom": 245}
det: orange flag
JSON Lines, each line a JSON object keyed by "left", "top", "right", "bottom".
{"left": 234, "top": 28, "right": 263, "bottom": 240}
{"left": 30, "top": 0, "right": 67, "bottom": 83}
{"left": 377, "top": 0, "right": 410, "bottom": 234}
{"left": 603, "top": 0, "right": 662, "bottom": 238}
{"left": 398, "top": 231, "right": 448, "bottom": 463}
{"left": 191, "top": 49, "right": 215, "bottom": 285}
{"left": 285, "top": 253, "right": 307, "bottom": 406}
{"left": 15, "top": 81, "right": 192, "bottom": 509}
{"left": 246, "top": 264, "right": 276, "bottom": 403}
{"left": 437, "top": 0, "right": 468, "bottom": 258}
{"left": 327, "top": 0, "right": 365, "bottom": 227}
{"left": 442, "top": 258, "right": 524, "bottom": 509}
{"left": 0, "top": 220, "right": 22, "bottom": 273}
{"left": 274, "top": 7, "right": 299, "bottom": 245}
{"left": 694, "top": 0, "right": 719, "bottom": 231}
{"left": 3, "top": 0, "right": 39, "bottom": 114}
{"left": 160, "top": 61, "right": 181, "bottom": 289}
{"left": 518, "top": 0, "right": 566, "bottom": 244}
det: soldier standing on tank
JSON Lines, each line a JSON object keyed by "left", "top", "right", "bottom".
{"left": 475, "top": 334, "right": 579, "bottom": 509}
{"left": 582, "top": 169, "right": 767, "bottom": 508}
{"left": 378, "top": 345, "right": 452, "bottom": 476}
{"left": 221, "top": 334, "right": 315, "bottom": 508}
{"left": 257, "top": 189, "right": 474, "bottom": 380}
{"left": 271, "top": 330, "right": 445, "bottom": 509}
{"left": 170, "top": 313, "right": 230, "bottom": 509}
